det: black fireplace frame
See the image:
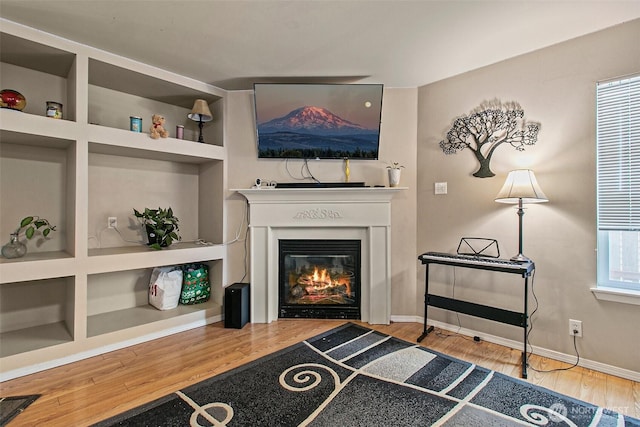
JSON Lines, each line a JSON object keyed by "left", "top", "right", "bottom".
{"left": 278, "top": 239, "right": 361, "bottom": 319}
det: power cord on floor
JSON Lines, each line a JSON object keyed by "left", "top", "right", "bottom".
{"left": 526, "top": 270, "right": 581, "bottom": 373}
{"left": 527, "top": 334, "right": 581, "bottom": 373}
{"left": 433, "top": 327, "right": 478, "bottom": 342}
{"left": 429, "top": 267, "right": 580, "bottom": 370}
{"left": 434, "top": 267, "right": 476, "bottom": 342}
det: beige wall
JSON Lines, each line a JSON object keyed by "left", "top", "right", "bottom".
{"left": 224, "top": 87, "right": 418, "bottom": 317}
{"left": 220, "top": 20, "right": 640, "bottom": 373}
{"left": 417, "top": 20, "right": 640, "bottom": 372}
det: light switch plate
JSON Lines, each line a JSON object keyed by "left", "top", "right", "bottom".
{"left": 435, "top": 182, "right": 448, "bottom": 195}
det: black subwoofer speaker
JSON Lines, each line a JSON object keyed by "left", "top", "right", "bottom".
{"left": 224, "top": 282, "right": 250, "bottom": 329}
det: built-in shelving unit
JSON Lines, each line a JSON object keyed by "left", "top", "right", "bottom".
{"left": 0, "top": 19, "right": 227, "bottom": 380}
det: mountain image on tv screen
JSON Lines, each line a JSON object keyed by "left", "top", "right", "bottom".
{"left": 254, "top": 84, "right": 383, "bottom": 159}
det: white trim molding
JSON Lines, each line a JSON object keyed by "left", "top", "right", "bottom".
{"left": 591, "top": 286, "right": 640, "bottom": 306}
{"left": 390, "top": 315, "right": 640, "bottom": 382}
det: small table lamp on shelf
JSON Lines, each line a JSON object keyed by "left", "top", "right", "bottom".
{"left": 495, "top": 169, "right": 548, "bottom": 262}
{"left": 188, "top": 99, "right": 212, "bottom": 143}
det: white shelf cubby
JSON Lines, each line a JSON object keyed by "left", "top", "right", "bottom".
{"left": 0, "top": 19, "right": 227, "bottom": 381}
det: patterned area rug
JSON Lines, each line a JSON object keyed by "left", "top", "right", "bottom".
{"left": 0, "top": 395, "right": 40, "bottom": 426}
{"left": 94, "top": 323, "right": 639, "bottom": 426}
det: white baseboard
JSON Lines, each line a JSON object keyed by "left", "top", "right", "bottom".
{"left": 388, "top": 315, "right": 420, "bottom": 323}
{"left": 5, "top": 315, "right": 636, "bottom": 383}
{"left": 0, "top": 315, "right": 222, "bottom": 382}
{"left": 389, "top": 315, "right": 640, "bottom": 382}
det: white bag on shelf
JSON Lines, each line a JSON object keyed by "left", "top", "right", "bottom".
{"left": 148, "top": 266, "right": 183, "bottom": 310}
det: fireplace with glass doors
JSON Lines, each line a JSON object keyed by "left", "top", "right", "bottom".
{"left": 278, "top": 239, "right": 361, "bottom": 319}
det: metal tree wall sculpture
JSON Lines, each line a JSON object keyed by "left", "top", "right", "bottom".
{"left": 439, "top": 100, "right": 540, "bottom": 178}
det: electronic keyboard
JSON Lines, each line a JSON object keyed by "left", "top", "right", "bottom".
{"left": 418, "top": 252, "right": 534, "bottom": 275}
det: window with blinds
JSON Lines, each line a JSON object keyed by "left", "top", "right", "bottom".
{"left": 597, "top": 74, "right": 640, "bottom": 291}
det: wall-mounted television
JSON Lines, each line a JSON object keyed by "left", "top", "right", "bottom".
{"left": 254, "top": 83, "right": 383, "bottom": 159}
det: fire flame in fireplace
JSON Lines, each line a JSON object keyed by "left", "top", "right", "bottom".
{"left": 290, "top": 265, "right": 351, "bottom": 300}
{"left": 312, "top": 267, "right": 331, "bottom": 285}
{"left": 305, "top": 266, "right": 350, "bottom": 293}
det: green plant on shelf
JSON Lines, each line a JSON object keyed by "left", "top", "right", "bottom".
{"left": 14, "top": 216, "right": 57, "bottom": 239}
{"left": 133, "top": 207, "right": 181, "bottom": 250}
{"left": 386, "top": 161, "right": 405, "bottom": 170}
{"left": 1, "top": 216, "right": 57, "bottom": 259}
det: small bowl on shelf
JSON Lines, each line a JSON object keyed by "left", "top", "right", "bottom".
{"left": 0, "top": 89, "right": 26, "bottom": 111}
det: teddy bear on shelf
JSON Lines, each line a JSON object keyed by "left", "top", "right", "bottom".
{"left": 149, "top": 114, "right": 169, "bottom": 139}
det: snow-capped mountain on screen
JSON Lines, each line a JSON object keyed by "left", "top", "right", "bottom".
{"left": 258, "top": 106, "right": 374, "bottom": 135}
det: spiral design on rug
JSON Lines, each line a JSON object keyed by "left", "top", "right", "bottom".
{"left": 279, "top": 363, "right": 341, "bottom": 392}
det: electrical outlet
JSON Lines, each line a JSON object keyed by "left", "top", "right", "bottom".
{"left": 569, "top": 319, "right": 583, "bottom": 337}
{"left": 108, "top": 217, "right": 117, "bottom": 229}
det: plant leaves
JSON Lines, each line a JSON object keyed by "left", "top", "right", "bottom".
{"left": 43, "top": 228, "right": 51, "bottom": 237}
{"left": 20, "top": 216, "right": 34, "bottom": 228}
{"left": 26, "top": 226, "right": 35, "bottom": 239}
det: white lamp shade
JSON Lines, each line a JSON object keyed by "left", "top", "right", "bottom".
{"left": 187, "top": 99, "right": 213, "bottom": 122}
{"left": 495, "top": 169, "right": 548, "bottom": 204}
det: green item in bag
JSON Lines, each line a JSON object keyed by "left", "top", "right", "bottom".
{"left": 180, "top": 263, "right": 210, "bottom": 305}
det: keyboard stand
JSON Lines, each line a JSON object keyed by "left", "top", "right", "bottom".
{"left": 417, "top": 252, "right": 534, "bottom": 379}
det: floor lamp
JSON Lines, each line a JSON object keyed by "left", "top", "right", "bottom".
{"left": 495, "top": 169, "right": 548, "bottom": 262}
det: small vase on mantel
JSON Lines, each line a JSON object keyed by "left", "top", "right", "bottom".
{"left": 1, "top": 233, "right": 27, "bottom": 259}
{"left": 387, "top": 162, "right": 404, "bottom": 187}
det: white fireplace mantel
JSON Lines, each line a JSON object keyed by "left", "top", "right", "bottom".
{"left": 235, "top": 187, "right": 405, "bottom": 324}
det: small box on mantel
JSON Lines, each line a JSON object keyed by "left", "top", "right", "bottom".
{"left": 224, "top": 282, "right": 250, "bottom": 329}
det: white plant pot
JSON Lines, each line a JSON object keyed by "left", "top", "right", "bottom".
{"left": 388, "top": 168, "right": 402, "bottom": 187}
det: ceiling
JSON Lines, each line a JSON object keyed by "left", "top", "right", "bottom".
{"left": 1, "top": 1, "right": 639, "bottom": 91}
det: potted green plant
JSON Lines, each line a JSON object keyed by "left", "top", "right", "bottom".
{"left": 133, "top": 207, "right": 180, "bottom": 250}
{"left": 386, "top": 162, "right": 404, "bottom": 187}
{"left": 1, "top": 216, "right": 57, "bottom": 259}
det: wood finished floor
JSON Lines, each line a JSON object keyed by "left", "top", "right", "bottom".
{"left": 1, "top": 320, "right": 638, "bottom": 426}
